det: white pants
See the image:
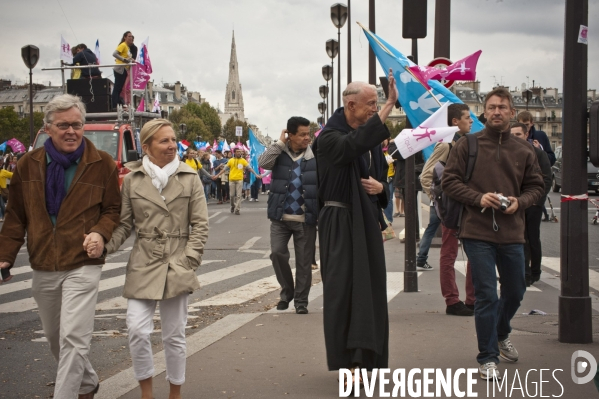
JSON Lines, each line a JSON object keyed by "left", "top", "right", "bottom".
{"left": 126, "top": 294, "right": 188, "bottom": 385}
{"left": 32, "top": 265, "right": 102, "bottom": 399}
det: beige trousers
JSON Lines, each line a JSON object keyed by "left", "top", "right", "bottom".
{"left": 32, "top": 265, "right": 102, "bottom": 399}
{"left": 229, "top": 180, "right": 243, "bottom": 212}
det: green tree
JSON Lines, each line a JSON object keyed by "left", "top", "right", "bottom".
{"left": 183, "top": 118, "right": 211, "bottom": 145}
{"left": 0, "top": 107, "right": 44, "bottom": 149}
{"left": 222, "top": 116, "right": 249, "bottom": 144}
{"left": 180, "top": 102, "right": 222, "bottom": 139}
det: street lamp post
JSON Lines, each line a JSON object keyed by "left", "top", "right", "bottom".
{"left": 330, "top": 3, "right": 348, "bottom": 108}
{"left": 325, "top": 39, "right": 339, "bottom": 112}
{"left": 20, "top": 45, "right": 39, "bottom": 146}
{"left": 322, "top": 65, "right": 333, "bottom": 119}
{"left": 319, "top": 85, "right": 329, "bottom": 121}
{"left": 179, "top": 123, "right": 187, "bottom": 141}
{"left": 318, "top": 101, "right": 327, "bottom": 121}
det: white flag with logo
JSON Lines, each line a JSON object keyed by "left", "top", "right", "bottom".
{"left": 152, "top": 93, "right": 161, "bottom": 113}
{"left": 60, "top": 35, "right": 73, "bottom": 63}
{"left": 395, "top": 102, "right": 459, "bottom": 159}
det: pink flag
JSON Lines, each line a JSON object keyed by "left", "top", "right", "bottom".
{"left": 213, "top": 140, "right": 218, "bottom": 149}
{"left": 136, "top": 97, "right": 145, "bottom": 112}
{"left": 409, "top": 50, "right": 482, "bottom": 89}
{"left": 7, "top": 138, "right": 26, "bottom": 153}
{"left": 132, "top": 40, "right": 152, "bottom": 90}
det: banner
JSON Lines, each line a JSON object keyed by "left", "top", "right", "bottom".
{"left": 7, "top": 138, "right": 26, "bottom": 153}
{"left": 94, "top": 39, "right": 101, "bottom": 64}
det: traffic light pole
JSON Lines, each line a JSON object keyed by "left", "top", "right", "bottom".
{"left": 559, "top": 0, "right": 592, "bottom": 343}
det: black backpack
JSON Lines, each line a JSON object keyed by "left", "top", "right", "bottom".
{"left": 431, "top": 134, "right": 478, "bottom": 231}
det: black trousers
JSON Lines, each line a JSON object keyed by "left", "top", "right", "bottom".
{"left": 524, "top": 205, "right": 543, "bottom": 278}
{"left": 111, "top": 69, "right": 128, "bottom": 108}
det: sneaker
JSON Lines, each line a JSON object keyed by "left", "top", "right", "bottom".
{"left": 479, "top": 362, "right": 502, "bottom": 380}
{"left": 393, "top": 212, "right": 400, "bottom": 217}
{"left": 254, "top": 198, "right": 259, "bottom": 202}
{"left": 296, "top": 306, "right": 308, "bottom": 314}
{"left": 498, "top": 337, "right": 519, "bottom": 362}
{"left": 249, "top": 198, "right": 254, "bottom": 202}
{"left": 446, "top": 301, "right": 474, "bottom": 316}
{"left": 276, "top": 300, "right": 289, "bottom": 310}
{"left": 465, "top": 303, "right": 475, "bottom": 311}
{"left": 416, "top": 262, "right": 433, "bottom": 271}
{"left": 234, "top": 210, "right": 240, "bottom": 215}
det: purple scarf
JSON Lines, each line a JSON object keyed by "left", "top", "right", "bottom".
{"left": 44, "top": 139, "right": 86, "bottom": 216}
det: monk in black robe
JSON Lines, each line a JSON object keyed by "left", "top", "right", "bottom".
{"left": 313, "top": 74, "right": 399, "bottom": 379}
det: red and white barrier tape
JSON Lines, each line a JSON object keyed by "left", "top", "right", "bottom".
{"left": 561, "top": 194, "right": 589, "bottom": 202}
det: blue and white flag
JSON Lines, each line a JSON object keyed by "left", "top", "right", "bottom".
{"left": 248, "top": 128, "right": 265, "bottom": 185}
{"left": 0, "top": 141, "right": 6, "bottom": 153}
{"left": 359, "top": 24, "right": 484, "bottom": 159}
{"left": 94, "top": 39, "right": 101, "bottom": 64}
{"left": 223, "top": 139, "right": 230, "bottom": 152}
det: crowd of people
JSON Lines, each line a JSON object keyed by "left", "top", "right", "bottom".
{"left": 0, "top": 71, "right": 560, "bottom": 396}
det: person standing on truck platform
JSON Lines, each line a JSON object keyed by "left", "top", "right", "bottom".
{"left": 112, "top": 31, "right": 134, "bottom": 110}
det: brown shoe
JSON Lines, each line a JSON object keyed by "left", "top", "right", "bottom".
{"left": 78, "top": 383, "right": 99, "bottom": 399}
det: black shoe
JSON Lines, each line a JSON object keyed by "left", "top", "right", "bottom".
{"left": 465, "top": 303, "right": 475, "bottom": 311}
{"left": 542, "top": 217, "right": 549, "bottom": 222}
{"left": 276, "top": 300, "right": 289, "bottom": 310}
{"left": 416, "top": 262, "right": 433, "bottom": 271}
{"left": 532, "top": 274, "right": 541, "bottom": 283}
{"left": 296, "top": 306, "right": 308, "bottom": 314}
{"left": 525, "top": 275, "right": 533, "bottom": 287}
{"left": 446, "top": 301, "right": 474, "bottom": 316}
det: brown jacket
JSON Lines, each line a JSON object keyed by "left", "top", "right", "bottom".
{"left": 442, "top": 127, "right": 545, "bottom": 244}
{"left": 0, "top": 137, "right": 121, "bottom": 271}
{"left": 105, "top": 160, "right": 209, "bottom": 300}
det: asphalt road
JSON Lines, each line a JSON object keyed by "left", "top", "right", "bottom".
{"left": 0, "top": 197, "right": 294, "bottom": 399}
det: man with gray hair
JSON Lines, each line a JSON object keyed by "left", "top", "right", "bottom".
{"left": 0, "top": 94, "right": 121, "bottom": 398}
{"left": 313, "top": 70, "right": 398, "bottom": 385}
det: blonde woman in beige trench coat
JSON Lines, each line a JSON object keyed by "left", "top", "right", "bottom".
{"left": 90, "top": 119, "right": 208, "bottom": 399}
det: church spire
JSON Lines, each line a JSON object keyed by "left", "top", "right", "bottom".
{"left": 224, "top": 30, "right": 244, "bottom": 121}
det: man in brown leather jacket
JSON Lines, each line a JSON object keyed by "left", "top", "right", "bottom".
{"left": 0, "top": 94, "right": 121, "bottom": 399}
{"left": 442, "top": 88, "right": 545, "bottom": 380}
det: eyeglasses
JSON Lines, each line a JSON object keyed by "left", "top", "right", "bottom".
{"left": 52, "top": 122, "right": 84, "bottom": 131}
{"left": 486, "top": 105, "right": 510, "bottom": 112}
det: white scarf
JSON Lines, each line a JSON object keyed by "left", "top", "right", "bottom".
{"left": 142, "top": 155, "right": 180, "bottom": 195}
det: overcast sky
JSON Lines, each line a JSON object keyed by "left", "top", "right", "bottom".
{"left": 1, "top": 0, "right": 597, "bottom": 137}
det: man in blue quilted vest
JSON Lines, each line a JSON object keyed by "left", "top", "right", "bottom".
{"left": 259, "top": 116, "right": 318, "bottom": 314}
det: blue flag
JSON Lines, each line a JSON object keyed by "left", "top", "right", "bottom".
{"left": 0, "top": 141, "right": 6, "bottom": 153}
{"left": 248, "top": 128, "right": 265, "bottom": 185}
{"left": 360, "top": 25, "right": 484, "bottom": 159}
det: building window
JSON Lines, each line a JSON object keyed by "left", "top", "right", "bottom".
{"left": 18, "top": 105, "right": 23, "bottom": 114}
{"left": 232, "top": 90, "right": 236, "bottom": 100}
{"left": 40, "top": 106, "right": 44, "bottom": 112}
{"left": 169, "top": 106, "right": 174, "bottom": 115}
{"left": 552, "top": 125, "right": 557, "bottom": 135}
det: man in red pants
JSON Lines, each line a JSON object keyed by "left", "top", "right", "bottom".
{"left": 420, "top": 103, "right": 475, "bottom": 316}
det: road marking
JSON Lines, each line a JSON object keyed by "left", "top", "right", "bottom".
{"left": 97, "top": 259, "right": 271, "bottom": 312}
{"left": 95, "top": 313, "right": 261, "bottom": 399}
{"left": 190, "top": 273, "right": 283, "bottom": 307}
{"left": 542, "top": 256, "right": 599, "bottom": 292}
{"left": 208, "top": 212, "right": 222, "bottom": 220}
{"left": 0, "top": 260, "right": 226, "bottom": 313}
{"left": 239, "top": 236, "right": 261, "bottom": 251}
{"left": 215, "top": 216, "right": 228, "bottom": 224}
{"left": 454, "top": 261, "right": 541, "bottom": 292}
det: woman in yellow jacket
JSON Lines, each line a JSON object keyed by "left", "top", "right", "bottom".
{"left": 0, "top": 166, "right": 13, "bottom": 222}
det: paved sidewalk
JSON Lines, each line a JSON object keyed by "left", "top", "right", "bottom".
{"left": 111, "top": 224, "right": 599, "bottom": 398}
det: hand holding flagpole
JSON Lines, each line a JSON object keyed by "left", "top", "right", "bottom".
{"left": 378, "top": 68, "right": 398, "bottom": 124}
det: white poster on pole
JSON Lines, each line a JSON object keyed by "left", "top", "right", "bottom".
{"left": 235, "top": 126, "right": 243, "bottom": 137}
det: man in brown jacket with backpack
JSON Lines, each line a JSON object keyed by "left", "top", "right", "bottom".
{"left": 442, "top": 88, "right": 545, "bottom": 380}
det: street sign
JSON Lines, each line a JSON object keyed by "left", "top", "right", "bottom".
{"left": 235, "top": 126, "right": 243, "bottom": 137}
{"left": 427, "top": 57, "right": 454, "bottom": 89}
